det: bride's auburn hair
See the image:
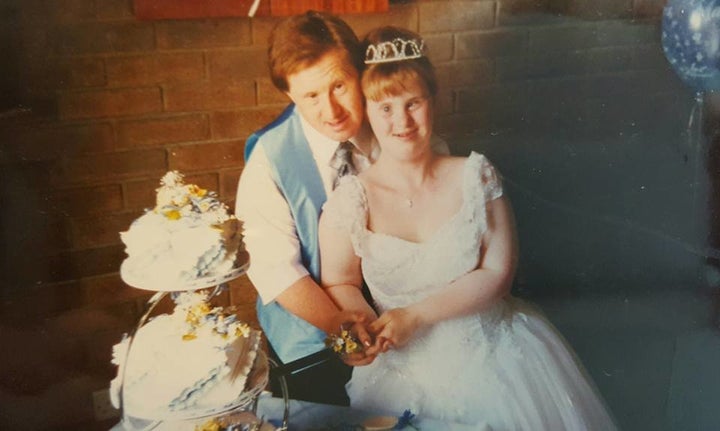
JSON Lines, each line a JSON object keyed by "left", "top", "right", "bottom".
{"left": 361, "top": 26, "right": 438, "bottom": 103}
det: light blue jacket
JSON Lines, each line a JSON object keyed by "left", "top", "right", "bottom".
{"left": 244, "top": 104, "right": 329, "bottom": 364}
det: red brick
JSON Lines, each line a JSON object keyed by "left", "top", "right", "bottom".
{"left": 210, "top": 108, "right": 282, "bottom": 140}
{"left": 78, "top": 273, "right": 149, "bottom": 308}
{"left": 500, "top": 0, "right": 551, "bottom": 15}
{"left": 569, "top": 0, "right": 633, "bottom": 19}
{"left": 250, "top": 17, "right": 278, "bottom": 45}
{"left": 12, "top": 123, "right": 116, "bottom": 161}
{"left": 208, "top": 47, "right": 269, "bottom": 83}
{"left": 0, "top": 283, "right": 80, "bottom": 324}
{"left": 96, "top": 0, "right": 135, "bottom": 20}
{"left": 169, "top": 141, "right": 244, "bottom": 171}
{"left": 632, "top": 0, "right": 663, "bottom": 18}
{"left": 343, "top": 3, "right": 418, "bottom": 36}
{"left": 117, "top": 114, "right": 210, "bottom": 149}
{"left": 435, "top": 89, "right": 455, "bottom": 116}
{"left": 47, "top": 184, "right": 124, "bottom": 217}
{"left": 325, "top": 0, "right": 389, "bottom": 14}
{"left": 51, "top": 22, "right": 155, "bottom": 55}
{"left": 134, "top": 0, "right": 271, "bottom": 20}
{"left": 434, "top": 112, "right": 492, "bottom": 140}
{"left": 56, "top": 57, "right": 106, "bottom": 88}
{"left": 58, "top": 87, "right": 163, "bottom": 120}
{"left": 435, "top": 60, "right": 494, "bottom": 88}
{"left": 50, "top": 0, "right": 96, "bottom": 22}
{"left": 53, "top": 148, "right": 167, "bottom": 184}
{"left": 457, "top": 84, "right": 527, "bottom": 114}
{"left": 156, "top": 20, "right": 252, "bottom": 50}
{"left": 220, "top": 168, "right": 242, "bottom": 201}
{"left": 456, "top": 30, "right": 528, "bottom": 60}
{"left": 256, "top": 78, "right": 288, "bottom": 106}
{"left": 164, "top": 81, "right": 256, "bottom": 112}
{"left": 106, "top": 52, "right": 205, "bottom": 86}
{"left": 124, "top": 178, "right": 158, "bottom": 210}
{"left": 424, "top": 34, "right": 454, "bottom": 64}
{"left": 269, "top": 0, "right": 323, "bottom": 15}
{"left": 2, "top": 227, "right": 72, "bottom": 289}
{"left": 0, "top": 320, "right": 85, "bottom": 395}
{"left": 44, "top": 216, "right": 74, "bottom": 251}
{"left": 48, "top": 304, "right": 135, "bottom": 338}
{"left": 70, "top": 212, "right": 137, "bottom": 248}
{"left": 46, "top": 244, "right": 126, "bottom": 282}
{"left": 419, "top": 1, "right": 496, "bottom": 33}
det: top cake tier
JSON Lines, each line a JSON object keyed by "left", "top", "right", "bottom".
{"left": 120, "top": 171, "right": 246, "bottom": 291}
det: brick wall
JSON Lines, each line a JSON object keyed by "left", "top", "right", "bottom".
{"left": 0, "top": 0, "right": 672, "bottom": 428}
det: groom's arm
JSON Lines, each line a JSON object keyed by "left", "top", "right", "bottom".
{"left": 235, "top": 146, "right": 348, "bottom": 333}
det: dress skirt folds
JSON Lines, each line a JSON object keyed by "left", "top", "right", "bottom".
{"left": 322, "top": 152, "right": 618, "bottom": 430}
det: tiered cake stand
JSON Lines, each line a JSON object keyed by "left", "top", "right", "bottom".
{"left": 114, "top": 262, "right": 289, "bottom": 431}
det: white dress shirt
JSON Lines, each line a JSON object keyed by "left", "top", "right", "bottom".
{"left": 235, "top": 114, "right": 377, "bottom": 304}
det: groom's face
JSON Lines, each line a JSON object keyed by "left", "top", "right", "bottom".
{"left": 285, "top": 49, "right": 364, "bottom": 142}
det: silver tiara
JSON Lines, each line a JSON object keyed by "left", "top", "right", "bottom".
{"left": 364, "top": 38, "right": 425, "bottom": 64}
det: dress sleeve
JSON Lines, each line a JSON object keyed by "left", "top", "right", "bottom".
{"left": 321, "top": 175, "right": 368, "bottom": 257}
{"left": 464, "top": 152, "right": 504, "bottom": 235}
{"left": 468, "top": 151, "right": 503, "bottom": 202}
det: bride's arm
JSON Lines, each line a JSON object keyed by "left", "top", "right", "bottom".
{"left": 318, "top": 212, "right": 380, "bottom": 365}
{"left": 370, "top": 196, "right": 518, "bottom": 348}
{"left": 318, "top": 215, "right": 378, "bottom": 321}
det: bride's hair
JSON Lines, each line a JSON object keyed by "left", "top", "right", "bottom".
{"left": 361, "top": 26, "right": 438, "bottom": 103}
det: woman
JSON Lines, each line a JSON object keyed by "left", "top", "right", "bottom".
{"left": 319, "top": 26, "right": 618, "bottom": 430}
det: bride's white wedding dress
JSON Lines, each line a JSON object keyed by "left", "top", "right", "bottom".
{"left": 322, "top": 152, "right": 618, "bottom": 430}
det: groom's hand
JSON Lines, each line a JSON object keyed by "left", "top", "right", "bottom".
{"left": 330, "top": 310, "right": 378, "bottom": 366}
{"left": 341, "top": 321, "right": 377, "bottom": 366}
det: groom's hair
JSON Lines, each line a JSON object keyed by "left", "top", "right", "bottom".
{"left": 268, "top": 10, "right": 363, "bottom": 93}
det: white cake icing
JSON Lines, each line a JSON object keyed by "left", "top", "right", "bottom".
{"left": 120, "top": 171, "right": 242, "bottom": 290}
{"left": 110, "top": 291, "right": 262, "bottom": 420}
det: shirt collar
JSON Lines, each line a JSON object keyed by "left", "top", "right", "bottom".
{"left": 297, "top": 111, "right": 377, "bottom": 166}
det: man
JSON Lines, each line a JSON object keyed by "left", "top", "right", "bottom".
{"left": 236, "top": 11, "right": 446, "bottom": 405}
{"left": 236, "top": 11, "right": 372, "bottom": 405}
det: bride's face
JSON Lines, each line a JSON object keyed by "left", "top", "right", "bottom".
{"left": 365, "top": 77, "right": 433, "bottom": 158}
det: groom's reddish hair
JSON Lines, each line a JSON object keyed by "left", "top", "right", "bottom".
{"left": 268, "top": 11, "right": 363, "bottom": 93}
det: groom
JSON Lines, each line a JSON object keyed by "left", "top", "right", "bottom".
{"left": 236, "top": 11, "right": 447, "bottom": 405}
{"left": 235, "top": 11, "right": 376, "bottom": 405}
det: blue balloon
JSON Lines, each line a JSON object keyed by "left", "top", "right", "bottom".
{"left": 661, "top": 0, "right": 720, "bottom": 93}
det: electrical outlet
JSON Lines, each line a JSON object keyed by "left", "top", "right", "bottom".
{"left": 92, "top": 388, "right": 120, "bottom": 421}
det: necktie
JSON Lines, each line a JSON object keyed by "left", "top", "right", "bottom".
{"left": 330, "top": 141, "right": 357, "bottom": 189}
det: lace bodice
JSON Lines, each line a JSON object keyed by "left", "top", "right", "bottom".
{"left": 322, "top": 152, "right": 502, "bottom": 313}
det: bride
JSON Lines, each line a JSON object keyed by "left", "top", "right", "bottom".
{"left": 318, "top": 26, "right": 618, "bottom": 430}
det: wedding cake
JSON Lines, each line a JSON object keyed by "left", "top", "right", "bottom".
{"left": 120, "top": 171, "right": 243, "bottom": 290}
{"left": 110, "top": 172, "right": 268, "bottom": 428}
{"left": 110, "top": 290, "right": 264, "bottom": 420}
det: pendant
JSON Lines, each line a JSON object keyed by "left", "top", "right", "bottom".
{"left": 407, "top": 198, "right": 413, "bottom": 208}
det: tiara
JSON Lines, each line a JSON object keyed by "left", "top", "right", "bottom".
{"left": 364, "top": 38, "right": 425, "bottom": 64}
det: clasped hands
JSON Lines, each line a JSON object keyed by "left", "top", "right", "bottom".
{"left": 331, "top": 308, "right": 425, "bottom": 366}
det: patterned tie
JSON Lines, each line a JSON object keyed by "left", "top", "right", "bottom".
{"left": 330, "top": 141, "right": 357, "bottom": 189}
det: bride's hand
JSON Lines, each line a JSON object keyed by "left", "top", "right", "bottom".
{"left": 368, "top": 307, "right": 425, "bottom": 350}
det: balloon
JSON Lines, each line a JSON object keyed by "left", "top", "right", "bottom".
{"left": 661, "top": 0, "right": 720, "bottom": 93}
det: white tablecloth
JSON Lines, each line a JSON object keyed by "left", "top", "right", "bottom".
{"left": 111, "top": 393, "right": 492, "bottom": 430}
{"left": 256, "top": 393, "right": 492, "bottom": 431}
